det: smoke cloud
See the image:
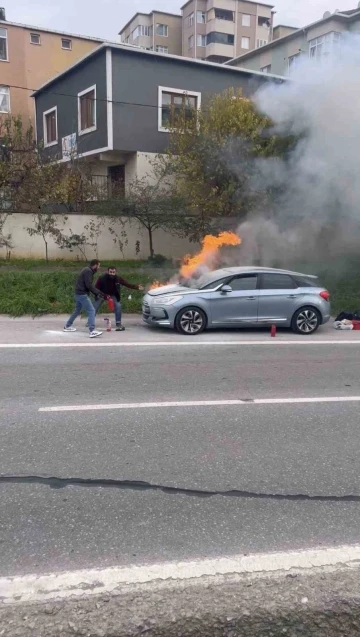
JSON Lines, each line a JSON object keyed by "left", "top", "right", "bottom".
{"left": 233, "top": 35, "right": 360, "bottom": 271}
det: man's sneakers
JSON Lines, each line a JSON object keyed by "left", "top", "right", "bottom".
{"left": 89, "top": 330, "right": 103, "bottom": 338}
{"left": 116, "top": 323, "right": 125, "bottom": 332}
{"left": 64, "top": 326, "right": 76, "bottom": 332}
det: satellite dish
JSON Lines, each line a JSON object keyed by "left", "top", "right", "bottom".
{"left": 323, "top": 10, "right": 331, "bottom": 18}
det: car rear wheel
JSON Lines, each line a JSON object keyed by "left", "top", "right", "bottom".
{"left": 175, "top": 307, "right": 207, "bottom": 335}
{"left": 291, "top": 306, "right": 321, "bottom": 335}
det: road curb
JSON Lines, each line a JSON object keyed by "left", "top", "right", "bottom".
{"left": 2, "top": 563, "right": 360, "bottom": 636}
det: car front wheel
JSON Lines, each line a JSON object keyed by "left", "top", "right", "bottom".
{"left": 175, "top": 307, "right": 207, "bottom": 335}
{"left": 291, "top": 307, "right": 321, "bottom": 335}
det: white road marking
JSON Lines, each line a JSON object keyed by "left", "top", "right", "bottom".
{"left": 1, "top": 544, "right": 360, "bottom": 604}
{"left": 39, "top": 396, "right": 360, "bottom": 413}
{"left": 1, "top": 339, "right": 360, "bottom": 348}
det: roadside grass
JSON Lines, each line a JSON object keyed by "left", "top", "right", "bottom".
{"left": 0, "top": 268, "right": 175, "bottom": 316}
{"left": 0, "top": 259, "right": 359, "bottom": 317}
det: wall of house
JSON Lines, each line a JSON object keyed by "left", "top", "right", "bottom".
{"left": 153, "top": 13, "right": 182, "bottom": 55}
{"left": 1, "top": 213, "right": 197, "bottom": 260}
{"left": 35, "top": 48, "right": 108, "bottom": 157}
{"left": 1, "top": 21, "right": 101, "bottom": 125}
{"left": 110, "top": 47, "right": 277, "bottom": 154}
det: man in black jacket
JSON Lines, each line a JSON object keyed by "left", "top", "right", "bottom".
{"left": 94, "top": 266, "right": 144, "bottom": 331}
{"left": 64, "top": 259, "right": 106, "bottom": 338}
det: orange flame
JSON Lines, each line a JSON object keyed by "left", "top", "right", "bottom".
{"left": 180, "top": 231, "right": 241, "bottom": 279}
{"left": 149, "top": 280, "right": 163, "bottom": 290}
{"left": 149, "top": 231, "right": 241, "bottom": 290}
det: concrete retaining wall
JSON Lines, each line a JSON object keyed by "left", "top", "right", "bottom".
{"left": 1, "top": 213, "right": 196, "bottom": 261}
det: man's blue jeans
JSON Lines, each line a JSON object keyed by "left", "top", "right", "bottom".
{"left": 93, "top": 296, "right": 122, "bottom": 324}
{"left": 65, "top": 295, "right": 95, "bottom": 332}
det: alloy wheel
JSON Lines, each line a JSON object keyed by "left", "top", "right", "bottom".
{"left": 296, "top": 309, "right": 319, "bottom": 333}
{"left": 179, "top": 310, "right": 204, "bottom": 334}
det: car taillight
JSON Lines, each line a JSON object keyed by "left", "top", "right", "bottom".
{"left": 320, "top": 290, "right": 330, "bottom": 301}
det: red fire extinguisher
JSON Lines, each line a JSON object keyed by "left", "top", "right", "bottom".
{"left": 270, "top": 324, "right": 276, "bottom": 337}
{"left": 104, "top": 318, "right": 112, "bottom": 332}
{"left": 107, "top": 297, "right": 114, "bottom": 311}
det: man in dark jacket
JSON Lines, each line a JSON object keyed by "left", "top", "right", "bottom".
{"left": 93, "top": 266, "right": 144, "bottom": 331}
{"left": 64, "top": 259, "right": 106, "bottom": 338}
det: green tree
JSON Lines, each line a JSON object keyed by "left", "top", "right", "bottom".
{"left": 0, "top": 115, "right": 97, "bottom": 214}
{"left": 164, "top": 88, "right": 293, "bottom": 228}
{"left": 93, "top": 165, "right": 189, "bottom": 259}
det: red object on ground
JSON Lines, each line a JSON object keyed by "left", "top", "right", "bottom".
{"left": 271, "top": 325, "right": 276, "bottom": 337}
{"left": 104, "top": 318, "right": 112, "bottom": 332}
{"left": 352, "top": 320, "right": 360, "bottom": 330}
{"left": 107, "top": 298, "right": 114, "bottom": 311}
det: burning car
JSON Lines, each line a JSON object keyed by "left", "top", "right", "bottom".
{"left": 142, "top": 267, "right": 331, "bottom": 335}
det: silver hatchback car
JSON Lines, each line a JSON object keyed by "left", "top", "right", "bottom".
{"left": 142, "top": 267, "right": 331, "bottom": 335}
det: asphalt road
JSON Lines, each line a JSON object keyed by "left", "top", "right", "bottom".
{"left": 1, "top": 316, "right": 360, "bottom": 578}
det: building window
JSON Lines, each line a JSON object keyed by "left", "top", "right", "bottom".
{"left": 132, "top": 25, "right": 153, "bottom": 39}
{"left": 256, "top": 38, "right": 268, "bottom": 48}
{"left": 214, "top": 8, "right": 234, "bottom": 21}
{"left": 78, "top": 85, "right": 96, "bottom": 135}
{"left": 261, "top": 64, "right": 271, "bottom": 74}
{"left": 61, "top": 38, "right": 72, "bottom": 50}
{"left": 0, "top": 85, "right": 10, "bottom": 113}
{"left": 156, "top": 23, "right": 168, "bottom": 37}
{"left": 30, "top": 33, "right": 41, "bottom": 45}
{"left": 288, "top": 52, "right": 301, "bottom": 74}
{"left": 188, "top": 12, "right": 194, "bottom": 27}
{"left": 197, "top": 34, "right": 206, "bottom": 47}
{"left": 241, "top": 36, "right": 250, "bottom": 49}
{"left": 0, "top": 27, "right": 8, "bottom": 61}
{"left": 242, "top": 14, "right": 251, "bottom": 27}
{"left": 188, "top": 34, "right": 194, "bottom": 49}
{"left": 197, "top": 11, "right": 206, "bottom": 24}
{"left": 158, "top": 86, "right": 201, "bottom": 132}
{"left": 258, "top": 16, "right": 271, "bottom": 28}
{"left": 309, "top": 32, "right": 341, "bottom": 60}
{"left": 156, "top": 45, "right": 168, "bottom": 53}
{"left": 207, "top": 32, "right": 234, "bottom": 45}
{"left": 43, "top": 107, "right": 58, "bottom": 147}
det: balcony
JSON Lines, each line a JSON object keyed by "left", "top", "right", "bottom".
{"left": 90, "top": 174, "right": 125, "bottom": 200}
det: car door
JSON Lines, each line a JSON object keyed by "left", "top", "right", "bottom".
{"left": 258, "top": 273, "right": 302, "bottom": 324}
{"left": 208, "top": 274, "right": 259, "bottom": 325}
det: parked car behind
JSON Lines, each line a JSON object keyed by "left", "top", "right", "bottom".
{"left": 142, "top": 267, "right": 331, "bottom": 335}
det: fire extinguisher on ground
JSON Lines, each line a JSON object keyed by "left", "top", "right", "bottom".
{"left": 104, "top": 318, "right": 112, "bottom": 332}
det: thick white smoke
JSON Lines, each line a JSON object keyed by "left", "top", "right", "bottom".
{"left": 235, "top": 35, "right": 360, "bottom": 269}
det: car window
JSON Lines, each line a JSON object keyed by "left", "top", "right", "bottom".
{"left": 228, "top": 275, "right": 258, "bottom": 291}
{"left": 201, "top": 277, "right": 229, "bottom": 290}
{"left": 293, "top": 276, "right": 318, "bottom": 288}
{"left": 261, "top": 274, "right": 297, "bottom": 290}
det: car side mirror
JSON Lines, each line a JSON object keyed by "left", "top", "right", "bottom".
{"left": 221, "top": 285, "right": 232, "bottom": 294}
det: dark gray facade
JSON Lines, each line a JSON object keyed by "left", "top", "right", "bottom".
{"left": 34, "top": 44, "right": 282, "bottom": 159}
{"left": 35, "top": 48, "right": 108, "bottom": 157}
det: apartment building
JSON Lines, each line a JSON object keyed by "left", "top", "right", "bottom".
{"left": 120, "top": 1, "right": 275, "bottom": 63}
{"left": 0, "top": 9, "right": 104, "bottom": 126}
{"left": 227, "top": 5, "right": 360, "bottom": 76}
{"left": 119, "top": 11, "right": 182, "bottom": 55}
{"left": 182, "top": 0, "right": 274, "bottom": 63}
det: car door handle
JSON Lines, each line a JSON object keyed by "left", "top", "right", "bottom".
{"left": 287, "top": 294, "right": 297, "bottom": 298}
{"left": 246, "top": 296, "right": 257, "bottom": 300}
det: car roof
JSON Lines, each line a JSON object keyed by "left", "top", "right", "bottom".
{"left": 208, "top": 267, "right": 318, "bottom": 279}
